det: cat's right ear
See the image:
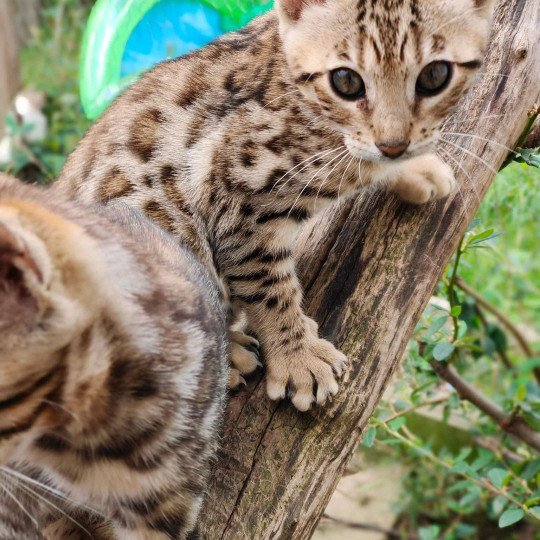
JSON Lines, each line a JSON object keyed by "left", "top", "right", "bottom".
{"left": 276, "top": 0, "right": 326, "bottom": 22}
{"left": 0, "top": 222, "right": 42, "bottom": 329}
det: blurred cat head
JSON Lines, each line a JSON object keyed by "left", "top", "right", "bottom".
{"left": 277, "top": 0, "right": 495, "bottom": 162}
{"left": 0, "top": 174, "right": 105, "bottom": 460}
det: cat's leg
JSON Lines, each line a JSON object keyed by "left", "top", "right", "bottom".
{"left": 227, "top": 255, "right": 347, "bottom": 411}
{"left": 386, "top": 153, "right": 456, "bottom": 204}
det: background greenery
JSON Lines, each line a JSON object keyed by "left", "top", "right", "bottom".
{"left": 1, "top": 1, "right": 539, "bottom": 538}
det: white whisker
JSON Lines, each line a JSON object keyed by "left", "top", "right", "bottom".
{"left": 10, "top": 479, "right": 93, "bottom": 538}
{"left": 314, "top": 150, "right": 351, "bottom": 208}
{"left": 273, "top": 146, "right": 345, "bottom": 195}
{"left": 337, "top": 156, "right": 357, "bottom": 206}
{"left": 443, "top": 132, "right": 517, "bottom": 154}
{"left": 0, "top": 477, "right": 39, "bottom": 529}
{"left": 439, "top": 138, "right": 500, "bottom": 176}
{"left": 1, "top": 466, "right": 104, "bottom": 518}
{"left": 287, "top": 148, "right": 349, "bottom": 218}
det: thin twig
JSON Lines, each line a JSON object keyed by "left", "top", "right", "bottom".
{"left": 448, "top": 237, "right": 465, "bottom": 341}
{"left": 429, "top": 360, "right": 540, "bottom": 452}
{"left": 455, "top": 277, "right": 540, "bottom": 383}
{"left": 475, "top": 303, "right": 513, "bottom": 370}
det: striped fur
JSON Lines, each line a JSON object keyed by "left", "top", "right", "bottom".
{"left": 0, "top": 174, "right": 228, "bottom": 539}
{"left": 57, "top": 0, "right": 494, "bottom": 410}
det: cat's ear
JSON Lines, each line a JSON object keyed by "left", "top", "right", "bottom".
{"left": 276, "top": 0, "right": 327, "bottom": 22}
{"left": 0, "top": 222, "right": 42, "bottom": 330}
{"left": 472, "top": 0, "right": 497, "bottom": 17}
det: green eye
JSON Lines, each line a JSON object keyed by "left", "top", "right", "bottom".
{"left": 330, "top": 68, "right": 366, "bottom": 100}
{"left": 416, "top": 61, "right": 452, "bottom": 96}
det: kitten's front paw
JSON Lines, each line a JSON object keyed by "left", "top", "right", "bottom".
{"left": 266, "top": 336, "right": 347, "bottom": 411}
{"left": 228, "top": 330, "right": 262, "bottom": 389}
{"left": 391, "top": 154, "right": 455, "bottom": 205}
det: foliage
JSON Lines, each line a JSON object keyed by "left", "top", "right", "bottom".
{"left": 0, "top": 0, "right": 91, "bottom": 181}
{"left": 366, "top": 145, "right": 540, "bottom": 537}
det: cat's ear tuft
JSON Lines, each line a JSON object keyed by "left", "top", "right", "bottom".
{"left": 277, "top": 0, "right": 327, "bottom": 22}
{"left": 0, "top": 223, "right": 41, "bottom": 330}
{"left": 473, "top": 0, "right": 497, "bottom": 17}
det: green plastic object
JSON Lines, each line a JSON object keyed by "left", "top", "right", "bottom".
{"left": 80, "top": 0, "right": 273, "bottom": 120}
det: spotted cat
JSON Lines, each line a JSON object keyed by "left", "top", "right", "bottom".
{"left": 58, "top": 0, "right": 495, "bottom": 410}
{"left": 0, "top": 173, "right": 227, "bottom": 539}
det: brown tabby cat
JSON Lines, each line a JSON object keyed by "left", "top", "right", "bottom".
{"left": 57, "top": 0, "right": 495, "bottom": 410}
{"left": 0, "top": 173, "right": 227, "bottom": 539}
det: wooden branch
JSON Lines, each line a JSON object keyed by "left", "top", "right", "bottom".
{"left": 430, "top": 361, "right": 540, "bottom": 452}
{"left": 199, "top": 2, "right": 540, "bottom": 538}
{"left": 0, "top": 1, "right": 20, "bottom": 139}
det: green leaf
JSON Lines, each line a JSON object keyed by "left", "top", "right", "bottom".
{"left": 454, "top": 447, "right": 473, "bottom": 463}
{"left": 426, "top": 315, "right": 448, "bottom": 336}
{"left": 457, "top": 320, "right": 468, "bottom": 340}
{"left": 498, "top": 508, "right": 524, "bottom": 528}
{"left": 450, "top": 305, "right": 462, "bottom": 317}
{"left": 487, "top": 468, "right": 508, "bottom": 489}
{"left": 388, "top": 417, "right": 407, "bottom": 432}
{"left": 515, "top": 147, "right": 540, "bottom": 168}
{"left": 529, "top": 506, "right": 540, "bottom": 518}
{"left": 492, "top": 495, "right": 508, "bottom": 516}
{"left": 362, "top": 427, "right": 376, "bottom": 448}
{"left": 487, "top": 323, "right": 508, "bottom": 353}
{"left": 433, "top": 342, "right": 455, "bottom": 361}
{"left": 418, "top": 525, "right": 441, "bottom": 540}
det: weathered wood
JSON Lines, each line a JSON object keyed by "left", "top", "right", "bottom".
{"left": 199, "top": 1, "right": 540, "bottom": 538}
{"left": 0, "top": 0, "right": 20, "bottom": 138}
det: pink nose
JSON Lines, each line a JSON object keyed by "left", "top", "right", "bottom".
{"left": 376, "top": 140, "right": 409, "bottom": 159}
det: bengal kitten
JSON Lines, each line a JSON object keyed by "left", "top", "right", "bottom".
{"left": 57, "top": 0, "right": 495, "bottom": 410}
{"left": 0, "top": 173, "right": 227, "bottom": 539}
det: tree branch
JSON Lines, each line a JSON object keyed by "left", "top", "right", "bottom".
{"left": 430, "top": 360, "right": 540, "bottom": 452}
{"left": 199, "top": 2, "right": 540, "bottom": 537}
{"left": 456, "top": 277, "right": 536, "bottom": 360}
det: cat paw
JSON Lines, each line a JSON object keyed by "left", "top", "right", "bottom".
{"left": 266, "top": 337, "right": 347, "bottom": 411}
{"left": 228, "top": 330, "right": 262, "bottom": 389}
{"left": 391, "top": 154, "right": 455, "bottom": 204}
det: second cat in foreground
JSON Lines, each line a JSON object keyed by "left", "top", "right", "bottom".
{"left": 58, "top": 0, "right": 496, "bottom": 410}
{"left": 0, "top": 174, "right": 228, "bottom": 539}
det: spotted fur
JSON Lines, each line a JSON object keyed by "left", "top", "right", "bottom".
{"left": 57, "top": 0, "right": 495, "bottom": 411}
{"left": 0, "top": 174, "right": 228, "bottom": 539}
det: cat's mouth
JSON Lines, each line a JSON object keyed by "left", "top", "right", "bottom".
{"left": 344, "top": 137, "right": 435, "bottom": 164}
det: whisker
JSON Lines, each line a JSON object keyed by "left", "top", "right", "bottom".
{"left": 1, "top": 466, "right": 104, "bottom": 518}
{"left": 337, "top": 156, "right": 357, "bottom": 206}
{"left": 431, "top": 6, "right": 484, "bottom": 35}
{"left": 272, "top": 146, "right": 345, "bottom": 195}
{"left": 443, "top": 132, "right": 517, "bottom": 154}
{"left": 313, "top": 150, "right": 351, "bottom": 209}
{"left": 438, "top": 148, "right": 478, "bottom": 212}
{"left": 439, "top": 138, "right": 500, "bottom": 176}
{"left": 9, "top": 479, "right": 93, "bottom": 538}
{"left": 39, "top": 399, "right": 81, "bottom": 424}
{"left": 263, "top": 89, "right": 299, "bottom": 109}
{"left": 0, "top": 477, "right": 39, "bottom": 529}
{"left": 287, "top": 148, "right": 349, "bottom": 218}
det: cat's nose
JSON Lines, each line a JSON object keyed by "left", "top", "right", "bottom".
{"left": 376, "top": 140, "right": 409, "bottom": 159}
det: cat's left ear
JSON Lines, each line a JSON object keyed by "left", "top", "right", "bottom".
{"left": 0, "top": 223, "right": 43, "bottom": 330}
{"left": 276, "top": 0, "right": 327, "bottom": 23}
{"left": 473, "top": 0, "right": 497, "bottom": 18}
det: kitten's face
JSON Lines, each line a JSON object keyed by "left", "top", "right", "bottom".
{"left": 277, "top": 0, "right": 495, "bottom": 163}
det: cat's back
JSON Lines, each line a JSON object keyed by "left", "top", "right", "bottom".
{"left": 57, "top": 12, "right": 281, "bottom": 203}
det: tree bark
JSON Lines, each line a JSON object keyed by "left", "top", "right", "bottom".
{"left": 0, "top": 0, "right": 20, "bottom": 139}
{"left": 199, "top": 1, "right": 540, "bottom": 538}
